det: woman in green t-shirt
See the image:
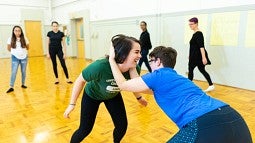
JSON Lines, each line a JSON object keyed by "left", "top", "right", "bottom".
{"left": 64, "top": 34, "right": 148, "bottom": 143}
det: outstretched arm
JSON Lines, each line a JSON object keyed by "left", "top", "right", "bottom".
{"left": 64, "top": 74, "right": 86, "bottom": 118}
{"left": 129, "top": 68, "right": 148, "bottom": 106}
{"left": 109, "top": 46, "right": 150, "bottom": 93}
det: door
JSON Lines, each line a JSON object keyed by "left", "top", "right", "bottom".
{"left": 75, "top": 18, "right": 85, "bottom": 58}
{"left": 24, "top": 20, "right": 44, "bottom": 57}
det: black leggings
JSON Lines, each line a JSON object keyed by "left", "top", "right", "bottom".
{"left": 70, "top": 92, "right": 127, "bottom": 143}
{"left": 138, "top": 49, "right": 152, "bottom": 72}
{"left": 49, "top": 49, "right": 69, "bottom": 78}
{"left": 188, "top": 64, "right": 213, "bottom": 86}
{"left": 168, "top": 106, "right": 252, "bottom": 143}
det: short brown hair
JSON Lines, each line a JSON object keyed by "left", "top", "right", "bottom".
{"left": 189, "top": 17, "right": 198, "bottom": 24}
{"left": 149, "top": 46, "right": 177, "bottom": 68}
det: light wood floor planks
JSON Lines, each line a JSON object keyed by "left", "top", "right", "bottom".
{"left": 0, "top": 57, "right": 254, "bottom": 143}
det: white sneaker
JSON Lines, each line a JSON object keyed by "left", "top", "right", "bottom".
{"left": 204, "top": 85, "right": 215, "bottom": 92}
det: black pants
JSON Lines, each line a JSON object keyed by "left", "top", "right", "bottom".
{"left": 188, "top": 63, "right": 213, "bottom": 86}
{"left": 49, "top": 49, "right": 69, "bottom": 78}
{"left": 138, "top": 49, "right": 152, "bottom": 72}
{"left": 168, "top": 105, "right": 252, "bottom": 143}
{"left": 70, "top": 92, "right": 127, "bottom": 143}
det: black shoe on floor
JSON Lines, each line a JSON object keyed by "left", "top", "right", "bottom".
{"left": 6, "top": 88, "right": 14, "bottom": 93}
{"left": 21, "top": 85, "right": 27, "bottom": 88}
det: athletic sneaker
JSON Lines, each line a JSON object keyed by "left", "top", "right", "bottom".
{"left": 204, "top": 85, "right": 215, "bottom": 92}
{"left": 21, "top": 85, "right": 27, "bottom": 88}
{"left": 6, "top": 88, "right": 14, "bottom": 93}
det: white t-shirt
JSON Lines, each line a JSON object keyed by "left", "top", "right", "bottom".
{"left": 7, "top": 37, "right": 29, "bottom": 59}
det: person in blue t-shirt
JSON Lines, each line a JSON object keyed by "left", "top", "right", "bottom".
{"left": 109, "top": 46, "right": 252, "bottom": 143}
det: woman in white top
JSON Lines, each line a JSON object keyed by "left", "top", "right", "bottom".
{"left": 6, "top": 25, "right": 29, "bottom": 93}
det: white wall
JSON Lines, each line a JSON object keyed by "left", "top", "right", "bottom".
{"left": 88, "top": 6, "right": 255, "bottom": 91}
{"left": 0, "top": 0, "right": 51, "bottom": 58}
{"left": 52, "top": 0, "right": 255, "bottom": 23}
{"left": 0, "top": 0, "right": 255, "bottom": 90}
{"left": 0, "top": 0, "right": 50, "bottom": 24}
{"left": 90, "top": 16, "right": 159, "bottom": 60}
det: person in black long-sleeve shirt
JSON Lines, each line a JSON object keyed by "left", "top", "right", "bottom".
{"left": 188, "top": 17, "right": 214, "bottom": 92}
{"left": 138, "top": 21, "right": 152, "bottom": 72}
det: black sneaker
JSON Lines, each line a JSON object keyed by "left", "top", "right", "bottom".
{"left": 6, "top": 88, "right": 14, "bottom": 93}
{"left": 21, "top": 85, "right": 27, "bottom": 88}
{"left": 67, "top": 81, "right": 73, "bottom": 84}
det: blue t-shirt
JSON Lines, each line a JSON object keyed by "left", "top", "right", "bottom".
{"left": 141, "top": 68, "right": 227, "bottom": 128}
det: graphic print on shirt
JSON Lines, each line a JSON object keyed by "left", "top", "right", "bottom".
{"left": 105, "top": 79, "right": 120, "bottom": 93}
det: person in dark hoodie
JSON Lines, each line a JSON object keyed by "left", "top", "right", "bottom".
{"left": 138, "top": 21, "right": 152, "bottom": 72}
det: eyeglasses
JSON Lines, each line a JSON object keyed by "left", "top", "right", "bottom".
{"left": 149, "top": 59, "right": 156, "bottom": 63}
{"left": 189, "top": 23, "right": 196, "bottom": 26}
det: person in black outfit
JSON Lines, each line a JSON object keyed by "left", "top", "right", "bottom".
{"left": 47, "top": 21, "right": 72, "bottom": 84}
{"left": 138, "top": 21, "right": 152, "bottom": 72}
{"left": 188, "top": 17, "right": 214, "bottom": 92}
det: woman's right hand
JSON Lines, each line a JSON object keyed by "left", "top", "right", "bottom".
{"left": 63, "top": 105, "right": 75, "bottom": 118}
{"left": 109, "top": 44, "right": 115, "bottom": 60}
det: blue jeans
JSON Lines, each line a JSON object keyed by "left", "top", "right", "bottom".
{"left": 10, "top": 55, "right": 28, "bottom": 87}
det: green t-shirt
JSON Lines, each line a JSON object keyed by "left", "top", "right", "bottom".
{"left": 82, "top": 58, "right": 141, "bottom": 100}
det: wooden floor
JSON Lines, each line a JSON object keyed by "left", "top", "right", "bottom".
{"left": 0, "top": 57, "right": 254, "bottom": 143}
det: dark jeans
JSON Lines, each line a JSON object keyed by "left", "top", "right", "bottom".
{"left": 168, "top": 105, "right": 252, "bottom": 143}
{"left": 188, "top": 63, "right": 213, "bottom": 86}
{"left": 49, "top": 49, "right": 69, "bottom": 78}
{"left": 70, "top": 92, "right": 127, "bottom": 143}
{"left": 138, "top": 49, "right": 151, "bottom": 72}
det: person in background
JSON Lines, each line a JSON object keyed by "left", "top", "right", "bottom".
{"left": 138, "top": 21, "right": 152, "bottom": 72}
{"left": 108, "top": 45, "right": 252, "bottom": 143}
{"left": 188, "top": 17, "right": 214, "bottom": 92}
{"left": 47, "top": 21, "right": 72, "bottom": 84}
{"left": 64, "top": 34, "right": 147, "bottom": 143}
{"left": 6, "top": 26, "right": 29, "bottom": 93}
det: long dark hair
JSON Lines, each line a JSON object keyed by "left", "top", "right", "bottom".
{"left": 11, "top": 26, "right": 27, "bottom": 49}
{"left": 111, "top": 34, "right": 140, "bottom": 64}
